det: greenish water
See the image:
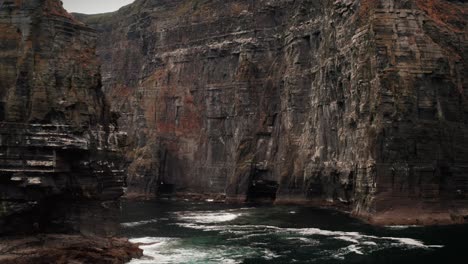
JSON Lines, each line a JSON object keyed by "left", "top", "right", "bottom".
{"left": 120, "top": 200, "right": 467, "bottom": 264}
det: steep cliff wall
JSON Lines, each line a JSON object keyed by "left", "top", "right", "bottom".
{"left": 78, "top": 0, "right": 468, "bottom": 225}
{"left": 0, "top": 0, "right": 126, "bottom": 235}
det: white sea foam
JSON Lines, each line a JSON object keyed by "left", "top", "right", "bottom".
{"left": 176, "top": 223, "right": 231, "bottom": 232}
{"left": 228, "top": 232, "right": 274, "bottom": 241}
{"left": 175, "top": 210, "right": 243, "bottom": 224}
{"left": 385, "top": 225, "right": 422, "bottom": 230}
{"left": 347, "top": 245, "right": 364, "bottom": 255}
{"left": 128, "top": 237, "right": 212, "bottom": 264}
{"left": 336, "top": 236, "right": 360, "bottom": 244}
{"left": 128, "top": 237, "right": 181, "bottom": 263}
{"left": 127, "top": 223, "right": 445, "bottom": 264}
{"left": 128, "top": 236, "right": 265, "bottom": 264}
{"left": 286, "top": 237, "right": 320, "bottom": 245}
{"left": 331, "top": 244, "right": 365, "bottom": 259}
{"left": 121, "top": 219, "right": 158, "bottom": 227}
{"left": 176, "top": 223, "right": 280, "bottom": 234}
{"left": 383, "top": 237, "right": 444, "bottom": 249}
{"left": 130, "top": 209, "right": 447, "bottom": 264}
{"left": 178, "top": 222, "right": 444, "bottom": 253}
{"left": 262, "top": 249, "right": 281, "bottom": 260}
{"left": 284, "top": 227, "right": 443, "bottom": 249}
{"left": 129, "top": 237, "right": 171, "bottom": 244}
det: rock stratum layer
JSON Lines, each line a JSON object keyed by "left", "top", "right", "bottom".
{"left": 77, "top": 0, "right": 468, "bottom": 225}
{"left": 0, "top": 0, "right": 126, "bottom": 235}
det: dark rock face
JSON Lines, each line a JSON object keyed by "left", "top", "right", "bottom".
{"left": 0, "top": 0, "right": 126, "bottom": 235}
{"left": 78, "top": 0, "right": 468, "bottom": 224}
{"left": 0, "top": 234, "right": 143, "bottom": 264}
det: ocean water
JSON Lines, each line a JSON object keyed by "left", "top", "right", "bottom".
{"left": 120, "top": 200, "right": 468, "bottom": 264}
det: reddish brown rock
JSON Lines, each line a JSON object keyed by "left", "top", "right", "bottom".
{"left": 0, "top": 235, "right": 143, "bottom": 264}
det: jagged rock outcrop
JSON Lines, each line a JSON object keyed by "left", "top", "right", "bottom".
{"left": 0, "top": 0, "right": 126, "bottom": 235}
{"left": 78, "top": 0, "right": 468, "bottom": 225}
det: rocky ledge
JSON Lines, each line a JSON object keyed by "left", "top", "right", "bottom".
{"left": 0, "top": 234, "right": 142, "bottom": 264}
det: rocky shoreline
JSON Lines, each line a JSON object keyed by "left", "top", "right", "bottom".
{"left": 0, "top": 234, "right": 142, "bottom": 264}
{"left": 123, "top": 192, "right": 468, "bottom": 227}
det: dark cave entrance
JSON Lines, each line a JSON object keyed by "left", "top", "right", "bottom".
{"left": 246, "top": 168, "right": 279, "bottom": 203}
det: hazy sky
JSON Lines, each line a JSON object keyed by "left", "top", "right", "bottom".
{"left": 61, "top": 0, "right": 135, "bottom": 14}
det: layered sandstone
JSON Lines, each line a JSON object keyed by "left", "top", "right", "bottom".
{"left": 0, "top": 0, "right": 126, "bottom": 234}
{"left": 78, "top": 0, "right": 468, "bottom": 225}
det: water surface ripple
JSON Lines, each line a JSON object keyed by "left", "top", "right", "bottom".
{"left": 121, "top": 200, "right": 467, "bottom": 264}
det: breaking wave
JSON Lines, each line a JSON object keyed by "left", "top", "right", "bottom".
{"left": 127, "top": 237, "right": 276, "bottom": 264}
